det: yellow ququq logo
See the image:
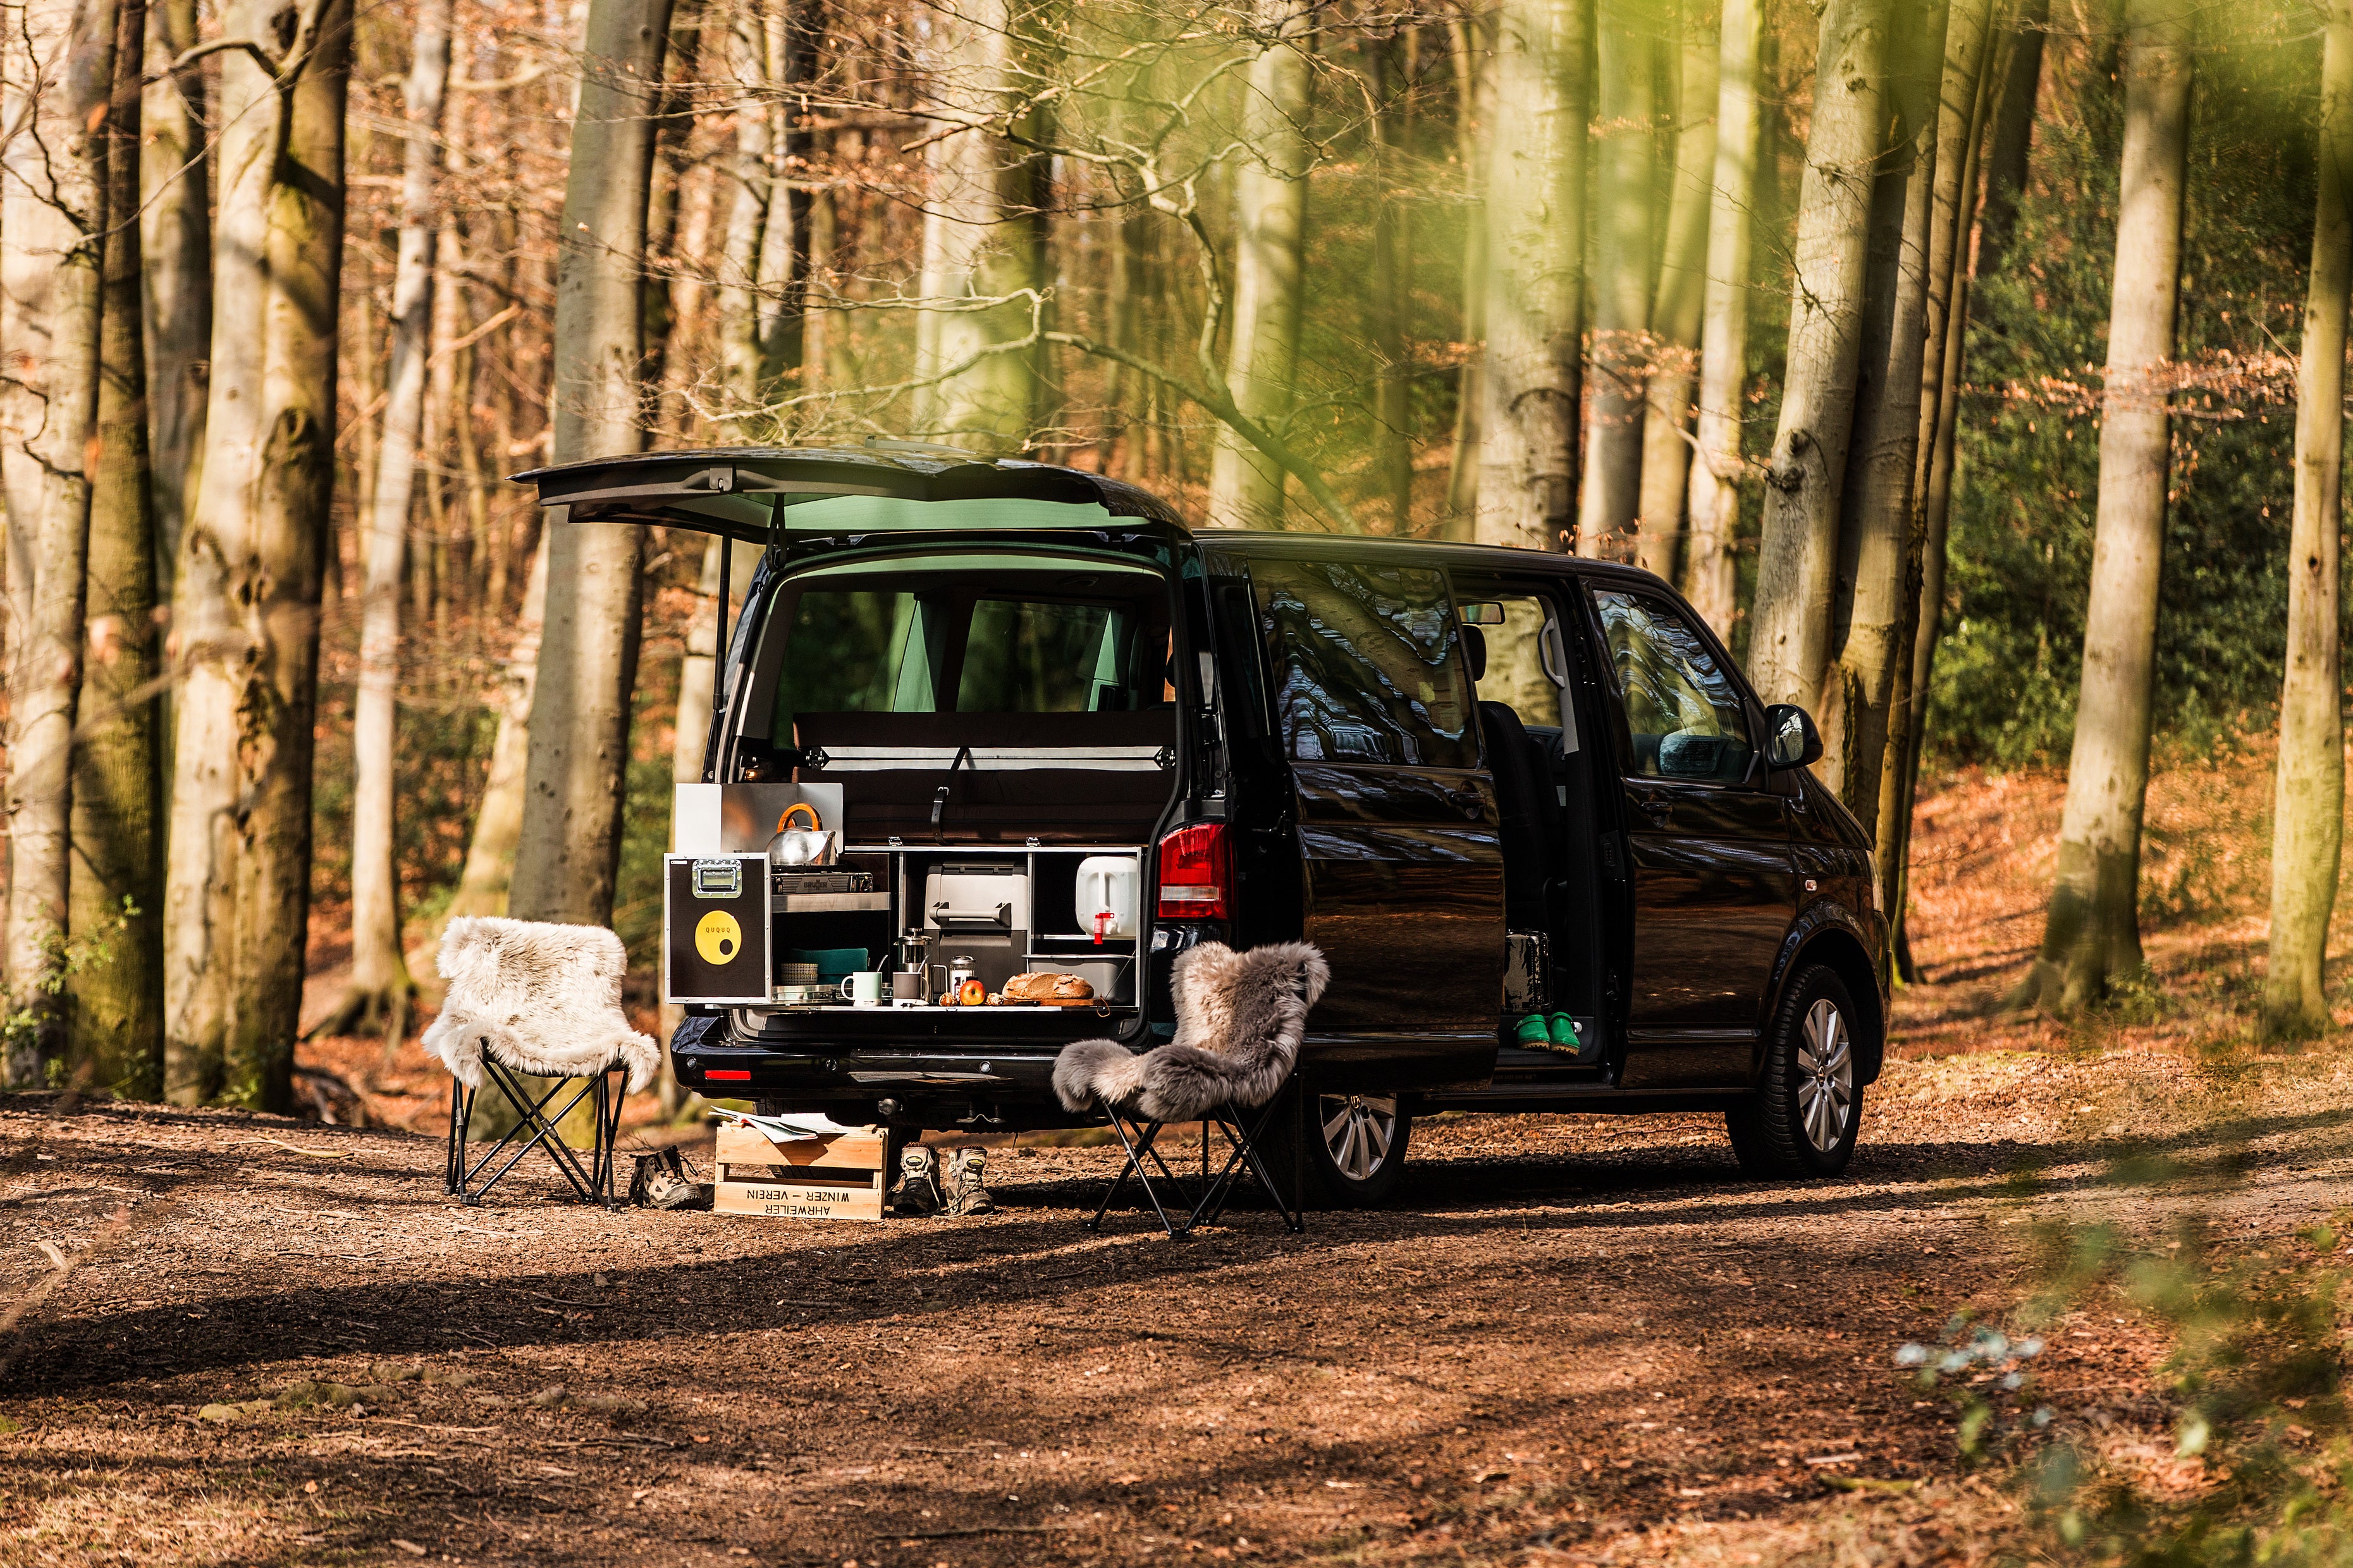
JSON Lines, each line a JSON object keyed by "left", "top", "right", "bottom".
{"left": 694, "top": 910, "right": 743, "bottom": 965}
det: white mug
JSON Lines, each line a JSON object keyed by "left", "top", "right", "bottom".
{"left": 837, "top": 971, "right": 885, "bottom": 1007}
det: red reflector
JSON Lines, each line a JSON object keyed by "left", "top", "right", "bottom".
{"left": 705, "top": 1069, "right": 753, "bottom": 1081}
{"left": 1157, "top": 822, "right": 1231, "bottom": 920}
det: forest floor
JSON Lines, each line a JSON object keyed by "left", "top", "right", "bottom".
{"left": 3, "top": 750, "right": 2350, "bottom": 1568}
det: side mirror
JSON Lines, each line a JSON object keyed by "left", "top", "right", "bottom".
{"left": 1763, "top": 704, "right": 1822, "bottom": 769}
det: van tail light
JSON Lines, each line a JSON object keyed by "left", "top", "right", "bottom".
{"left": 1156, "top": 822, "right": 1231, "bottom": 921}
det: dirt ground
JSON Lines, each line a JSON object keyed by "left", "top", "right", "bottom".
{"left": 4, "top": 759, "right": 2350, "bottom": 1568}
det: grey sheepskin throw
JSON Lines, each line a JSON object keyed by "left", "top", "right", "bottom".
{"left": 1053, "top": 941, "right": 1328, "bottom": 1122}
{"left": 422, "top": 917, "right": 661, "bottom": 1093}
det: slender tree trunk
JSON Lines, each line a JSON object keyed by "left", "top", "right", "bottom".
{"left": 1680, "top": 0, "right": 1760, "bottom": 637}
{"left": 446, "top": 532, "right": 548, "bottom": 922}
{"left": 2015, "top": 0, "right": 2192, "bottom": 1012}
{"left": 163, "top": 0, "right": 352, "bottom": 1109}
{"left": 1876, "top": 0, "right": 1997, "bottom": 939}
{"left": 65, "top": 0, "right": 161, "bottom": 1099}
{"left": 1745, "top": 0, "right": 1889, "bottom": 712}
{"left": 4, "top": 0, "right": 115, "bottom": 1087}
{"left": 1445, "top": 12, "right": 1493, "bottom": 534}
{"left": 139, "top": 0, "right": 207, "bottom": 592}
{"left": 753, "top": 3, "right": 799, "bottom": 383}
{"left": 717, "top": 16, "right": 770, "bottom": 431}
{"left": 1821, "top": 0, "right": 1949, "bottom": 820}
{"left": 911, "top": 0, "right": 1047, "bottom": 455}
{"left": 1974, "top": 0, "right": 2046, "bottom": 283}
{"left": 1576, "top": 0, "right": 1657, "bottom": 560}
{"left": 2263, "top": 0, "right": 2353, "bottom": 1041}
{"left": 1634, "top": 9, "right": 1717, "bottom": 578}
{"left": 509, "top": 0, "right": 672, "bottom": 931}
{"left": 327, "top": 0, "right": 450, "bottom": 1043}
{"left": 1368, "top": 32, "right": 1415, "bottom": 536}
{"left": 1205, "top": 0, "right": 1315, "bottom": 525}
{"left": 1474, "top": 0, "right": 1590, "bottom": 553}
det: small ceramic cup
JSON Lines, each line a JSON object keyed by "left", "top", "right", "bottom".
{"left": 837, "top": 971, "right": 885, "bottom": 1007}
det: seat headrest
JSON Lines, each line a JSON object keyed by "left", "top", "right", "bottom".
{"left": 1463, "top": 624, "right": 1487, "bottom": 682}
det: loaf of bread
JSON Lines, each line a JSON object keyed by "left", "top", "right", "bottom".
{"left": 1003, "top": 971, "right": 1094, "bottom": 1002}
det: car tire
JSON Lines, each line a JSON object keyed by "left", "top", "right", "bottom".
{"left": 1260, "top": 1087, "right": 1412, "bottom": 1209}
{"left": 1725, "top": 963, "right": 1864, "bottom": 1178}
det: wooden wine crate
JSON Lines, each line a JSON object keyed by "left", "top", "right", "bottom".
{"left": 711, "top": 1124, "right": 888, "bottom": 1221}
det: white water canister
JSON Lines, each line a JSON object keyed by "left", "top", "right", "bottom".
{"left": 1074, "top": 855, "right": 1140, "bottom": 943}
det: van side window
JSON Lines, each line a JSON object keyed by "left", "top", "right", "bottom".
{"left": 1252, "top": 560, "right": 1475, "bottom": 769}
{"left": 1591, "top": 589, "right": 1754, "bottom": 783}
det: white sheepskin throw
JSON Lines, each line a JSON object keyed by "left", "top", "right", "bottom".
{"left": 421, "top": 917, "right": 661, "bottom": 1094}
{"left": 1054, "top": 941, "right": 1327, "bottom": 1122}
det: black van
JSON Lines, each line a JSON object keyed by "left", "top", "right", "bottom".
{"left": 520, "top": 444, "right": 1889, "bottom": 1205}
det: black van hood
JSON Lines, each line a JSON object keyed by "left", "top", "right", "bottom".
{"left": 512, "top": 445, "right": 1191, "bottom": 544}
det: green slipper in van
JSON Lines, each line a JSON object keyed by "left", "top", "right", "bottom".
{"left": 1514, "top": 1014, "right": 1552, "bottom": 1046}
{"left": 1547, "top": 1014, "right": 1583, "bottom": 1050}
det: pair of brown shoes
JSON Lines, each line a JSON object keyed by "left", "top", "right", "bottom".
{"left": 890, "top": 1145, "right": 995, "bottom": 1216}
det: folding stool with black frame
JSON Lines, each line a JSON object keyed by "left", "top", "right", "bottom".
{"left": 1084, "top": 1087, "right": 1305, "bottom": 1238}
{"left": 443, "top": 1059, "right": 626, "bottom": 1209}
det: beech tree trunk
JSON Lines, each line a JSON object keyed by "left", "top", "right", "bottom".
{"left": 1745, "top": 0, "right": 1889, "bottom": 713}
{"left": 1634, "top": 9, "right": 1717, "bottom": 579}
{"left": 508, "top": 0, "right": 673, "bottom": 931}
{"left": 1680, "top": 0, "right": 1761, "bottom": 635}
{"left": 1444, "top": 11, "right": 1493, "bottom": 532}
{"left": 1368, "top": 33, "right": 1415, "bottom": 536}
{"left": 2263, "top": 0, "right": 2353, "bottom": 1039}
{"left": 65, "top": 0, "right": 161, "bottom": 1099}
{"left": 139, "top": 0, "right": 207, "bottom": 587}
{"left": 329, "top": 0, "right": 452, "bottom": 1042}
{"left": 1821, "top": 0, "right": 1949, "bottom": 819}
{"left": 1876, "top": 0, "right": 1998, "bottom": 938}
{"left": 3, "top": 0, "right": 115, "bottom": 1087}
{"left": 716, "top": 15, "right": 771, "bottom": 428}
{"left": 446, "top": 532, "right": 549, "bottom": 922}
{"left": 1975, "top": 0, "right": 2048, "bottom": 283}
{"left": 913, "top": 0, "right": 1047, "bottom": 455}
{"left": 1576, "top": 0, "right": 1657, "bottom": 560}
{"left": 162, "top": 0, "right": 351, "bottom": 1108}
{"left": 1205, "top": 0, "right": 1315, "bottom": 525}
{"left": 2017, "top": 0, "right": 2192, "bottom": 1012}
{"left": 1473, "top": 0, "right": 1590, "bottom": 553}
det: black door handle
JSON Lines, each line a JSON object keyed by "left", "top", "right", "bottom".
{"left": 1447, "top": 790, "right": 1485, "bottom": 821}
{"left": 1633, "top": 796, "right": 1673, "bottom": 823}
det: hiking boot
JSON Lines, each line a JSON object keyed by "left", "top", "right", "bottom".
{"left": 890, "top": 1144, "right": 945, "bottom": 1215}
{"left": 945, "top": 1147, "right": 995, "bottom": 1216}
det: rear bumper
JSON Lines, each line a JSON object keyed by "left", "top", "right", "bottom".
{"left": 668, "top": 1014, "right": 1501, "bottom": 1129}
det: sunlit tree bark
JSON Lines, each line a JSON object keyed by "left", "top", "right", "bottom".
{"left": 163, "top": 0, "right": 352, "bottom": 1108}
{"left": 3, "top": 0, "right": 114, "bottom": 1087}
{"left": 1576, "top": 0, "right": 1657, "bottom": 559}
{"left": 139, "top": 0, "right": 207, "bottom": 587}
{"left": 508, "top": 0, "right": 672, "bottom": 929}
{"left": 1745, "top": 0, "right": 1888, "bottom": 712}
{"left": 1473, "top": 0, "right": 1590, "bottom": 552}
{"left": 1680, "top": 0, "right": 1760, "bottom": 634}
{"left": 2015, "top": 0, "right": 2192, "bottom": 1012}
{"left": 1877, "top": 0, "right": 1997, "bottom": 949}
{"left": 1205, "top": 0, "right": 1313, "bottom": 525}
{"left": 323, "top": 0, "right": 450, "bottom": 1044}
{"left": 66, "top": 0, "right": 162, "bottom": 1099}
{"left": 1820, "top": 0, "right": 1948, "bottom": 819}
{"left": 1634, "top": 5, "right": 1717, "bottom": 579}
{"left": 2263, "top": 0, "right": 2353, "bottom": 1039}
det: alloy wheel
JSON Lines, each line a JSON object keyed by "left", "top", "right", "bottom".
{"left": 1320, "top": 1094, "right": 1400, "bottom": 1184}
{"left": 1796, "top": 998, "right": 1853, "bottom": 1154}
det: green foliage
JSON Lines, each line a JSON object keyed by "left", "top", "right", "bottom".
{"left": 2032, "top": 1224, "right": 2349, "bottom": 1566}
{"left": 1932, "top": 15, "right": 2323, "bottom": 766}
